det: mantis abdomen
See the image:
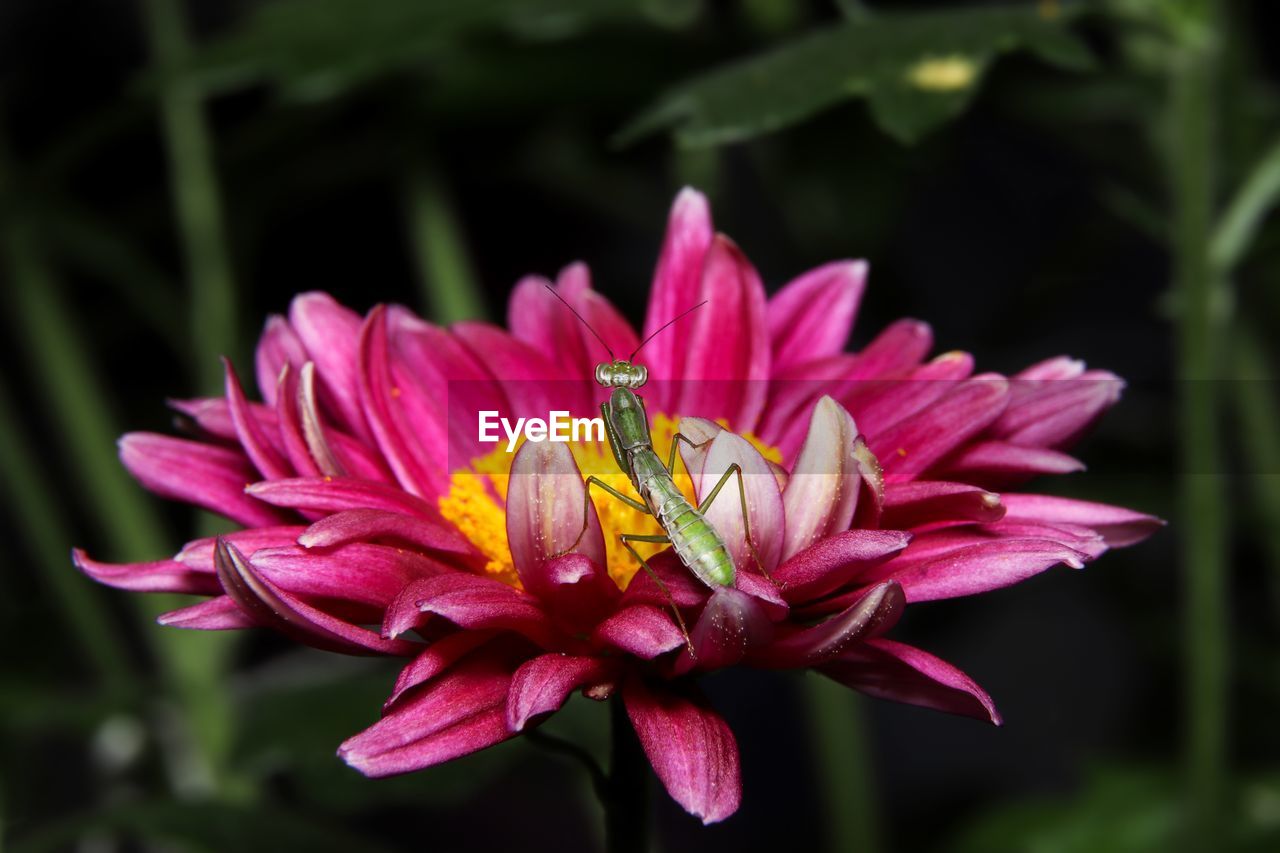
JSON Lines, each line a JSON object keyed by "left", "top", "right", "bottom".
{"left": 631, "top": 447, "right": 736, "bottom": 588}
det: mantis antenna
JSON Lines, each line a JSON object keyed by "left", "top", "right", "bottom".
{"left": 543, "top": 285, "right": 616, "bottom": 360}
{"left": 628, "top": 299, "right": 708, "bottom": 361}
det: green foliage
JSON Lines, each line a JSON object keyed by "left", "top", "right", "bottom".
{"left": 618, "top": 5, "right": 1094, "bottom": 146}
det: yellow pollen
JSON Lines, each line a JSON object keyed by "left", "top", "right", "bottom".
{"left": 437, "top": 414, "right": 782, "bottom": 591}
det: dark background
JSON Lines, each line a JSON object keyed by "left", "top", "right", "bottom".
{"left": 1, "top": 1, "right": 1277, "bottom": 851}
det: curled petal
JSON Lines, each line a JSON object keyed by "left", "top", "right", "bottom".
{"left": 288, "top": 292, "right": 370, "bottom": 440}
{"left": 73, "top": 549, "right": 220, "bottom": 595}
{"left": 752, "top": 581, "right": 904, "bottom": 667}
{"left": 298, "top": 508, "right": 479, "bottom": 563}
{"left": 506, "top": 440, "right": 606, "bottom": 586}
{"left": 506, "top": 653, "right": 614, "bottom": 731}
{"left": 383, "top": 574, "right": 554, "bottom": 646}
{"left": 675, "top": 585, "right": 772, "bottom": 674}
{"left": 593, "top": 605, "right": 686, "bottom": 659}
{"left": 223, "top": 358, "right": 290, "bottom": 480}
{"left": 820, "top": 638, "right": 1001, "bottom": 725}
{"left": 255, "top": 314, "right": 307, "bottom": 406}
{"left": 782, "top": 396, "right": 862, "bottom": 560}
{"left": 882, "top": 481, "right": 1005, "bottom": 529}
{"left": 533, "top": 553, "right": 621, "bottom": 630}
{"left": 246, "top": 476, "right": 440, "bottom": 520}
{"left": 696, "top": 431, "right": 784, "bottom": 578}
{"left": 624, "top": 675, "right": 741, "bottom": 825}
{"left": 214, "top": 538, "right": 418, "bottom": 656}
{"left": 386, "top": 631, "right": 498, "bottom": 708}
{"left": 340, "top": 648, "right": 518, "bottom": 777}
{"left": 157, "top": 595, "right": 255, "bottom": 630}
{"left": 768, "top": 260, "right": 866, "bottom": 371}
{"left": 774, "top": 529, "right": 911, "bottom": 605}
{"left": 175, "top": 526, "right": 307, "bottom": 571}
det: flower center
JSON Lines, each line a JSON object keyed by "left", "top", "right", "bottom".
{"left": 438, "top": 414, "right": 782, "bottom": 590}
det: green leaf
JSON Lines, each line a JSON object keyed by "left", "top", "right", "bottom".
{"left": 618, "top": 5, "right": 1094, "bottom": 147}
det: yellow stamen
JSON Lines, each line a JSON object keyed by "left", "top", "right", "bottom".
{"left": 437, "top": 414, "right": 782, "bottom": 591}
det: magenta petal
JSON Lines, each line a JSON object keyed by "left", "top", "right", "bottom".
{"left": 249, "top": 543, "right": 445, "bottom": 609}
{"left": 872, "top": 377, "right": 1010, "bottom": 480}
{"left": 534, "top": 553, "right": 621, "bottom": 629}
{"left": 288, "top": 292, "right": 371, "bottom": 441}
{"left": 696, "top": 430, "right": 784, "bottom": 577}
{"left": 383, "top": 574, "right": 554, "bottom": 646}
{"left": 223, "top": 358, "right": 290, "bottom": 479}
{"left": 933, "top": 441, "right": 1085, "bottom": 483}
{"left": 386, "top": 631, "right": 498, "bottom": 708}
{"left": 675, "top": 585, "right": 772, "bottom": 673}
{"left": 674, "top": 236, "right": 770, "bottom": 431}
{"left": 593, "top": 605, "right": 686, "bottom": 659}
{"left": 882, "top": 481, "right": 1005, "bottom": 529}
{"left": 782, "top": 396, "right": 862, "bottom": 561}
{"left": 506, "top": 440, "right": 606, "bottom": 586}
{"left": 768, "top": 260, "right": 867, "bottom": 371}
{"left": 993, "top": 369, "right": 1123, "bottom": 449}
{"left": 751, "top": 581, "right": 904, "bottom": 667}
{"left": 645, "top": 187, "right": 713, "bottom": 393}
{"left": 246, "top": 476, "right": 440, "bottom": 520}
{"left": 175, "top": 526, "right": 307, "bottom": 571}
{"left": 214, "top": 538, "right": 419, "bottom": 656}
{"left": 299, "top": 509, "right": 479, "bottom": 563}
{"left": 623, "top": 675, "right": 741, "bottom": 825}
{"left": 847, "top": 351, "right": 975, "bottom": 438}
{"left": 1000, "top": 494, "right": 1164, "bottom": 547}
{"left": 340, "top": 649, "right": 517, "bottom": 777}
{"left": 506, "top": 653, "right": 613, "bottom": 731}
{"left": 820, "top": 638, "right": 1001, "bottom": 725}
{"left": 255, "top": 314, "right": 307, "bottom": 406}
{"left": 773, "top": 529, "right": 911, "bottom": 604}
{"left": 620, "top": 550, "right": 706, "bottom": 609}
{"left": 119, "top": 433, "right": 288, "bottom": 527}
{"left": 73, "top": 549, "right": 220, "bottom": 595}
{"left": 157, "top": 595, "right": 255, "bottom": 630}
{"left": 846, "top": 319, "right": 934, "bottom": 379}
{"left": 871, "top": 538, "right": 1095, "bottom": 602}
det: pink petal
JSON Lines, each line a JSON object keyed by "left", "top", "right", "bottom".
{"left": 505, "top": 440, "right": 606, "bottom": 586}
{"left": 288, "top": 292, "right": 371, "bottom": 441}
{"left": 624, "top": 675, "right": 741, "bottom": 825}
{"left": 506, "top": 653, "right": 613, "bottom": 731}
{"left": 644, "top": 187, "right": 714, "bottom": 395}
{"left": 846, "top": 351, "right": 975, "bottom": 438}
{"left": 359, "top": 307, "right": 450, "bottom": 499}
{"left": 174, "top": 526, "right": 307, "bottom": 571}
{"left": 675, "top": 585, "right": 772, "bottom": 673}
{"left": 695, "top": 431, "right": 784, "bottom": 578}
{"left": 846, "top": 319, "right": 933, "bottom": 379}
{"left": 255, "top": 314, "right": 308, "bottom": 406}
{"left": 933, "top": 441, "right": 1085, "bottom": 484}
{"left": 593, "top": 605, "right": 686, "bottom": 659}
{"left": 530, "top": 553, "right": 621, "bottom": 631}
{"left": 340, "top": 648, "right": 518, "bottom": 777}
{"left": 782, "top": 396, "right": 863, "bottom": 561}
{"left": 248, "top": 543, "right": 446, "bottom": 609}
{"left": 73, "top": 549, "right": 220, "bottom": 595}
{"left": 214, "top": 538, "right": 419, "bottom": 656}
{"left": 273, "top": 364, "right": 324, "bottom": 478}
{"left": 386, "top": 630, "right": 499, "bottom": 708}
{"left": 620, "top": 550, "right": 706, "bottom": 609}
{"left": 246, "top": 476, "right": 441, "bottom": 520}
{"left": 993, "top": 370, "right": 1124, "bottom": 449}
{"left": 119, "top": 433, "right": 288, "bottom": 527}
{"left": 452, "top": 322, "right": 583, "bottom": 416}
{"left": 882, "top": 481, "right": 1006, "bottom": 529}
{"left": 1000, "top": 494, "right": 1164, "bottom": 547}
{"left": 872, "top": 377, "right": 1010, "bottom": 480}
{"left": 820, "top": 638, "right": 1001, "bottom": 724}
{"left": 298, "top": 508, "right": 480, "bottom": 563}
{"left": 674, "top": 236, "right": 770, "bottom": 431}
{"left": 224, "top": 359, "right": 290, "bottom": 479}
{"left": 752, "top": 581, "right": 904, "bottom": 667}
{"left": 157, "top": 595, "right": 255, "bottom": 630}
{"left": 866, "top": 537, "right": 1095, "bottom": 602}
{"left": 382, "top": 574, "right": 554, "bottom": 646}
{"left": 768, "top": 260, "right": 867, "bottom": 370}
{"left": 773, "top": 529, "right": 912, "bottom": 604}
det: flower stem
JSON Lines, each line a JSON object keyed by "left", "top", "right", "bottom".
{"left": 1166, "top": 13, "right": 1227, "bottom": 844}
{"left": 805, "top": 676, "right": 880, "bottom": 853}
{"left": 404, "top": 157, "right": 487, "bottom": 323}
{"left": 605, "top": 696, "right": 649, "bottom": 853}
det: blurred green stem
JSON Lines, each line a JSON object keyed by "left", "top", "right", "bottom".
{"left": 1166, "top": 14, "right": 1227, "bottom": 845}
{"left": 806, "top": 676, "right": 881, "bottom": 853}
{"left": 404, "top": 160, "right": 486, "bottom": 323}
{"left": 1210, "top": 134, "right": 1280, "bottom": 274}
{"left": 143, "top": 0, "right": 237, "bottom": 391}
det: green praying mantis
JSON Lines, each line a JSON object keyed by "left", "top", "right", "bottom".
{"left": 544, "top": 288, "right": 771, "bottom": 644}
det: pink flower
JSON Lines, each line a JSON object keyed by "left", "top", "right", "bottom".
{"left": 76, "top": 188, "right": 1161, "bottom": 824}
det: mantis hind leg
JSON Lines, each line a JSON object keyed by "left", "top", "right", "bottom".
{"left": 697, "top": 463, "right": 779, "bottom": 586}
{"left": 620, "top": 533, "right": 693, "bottom": 656}
{"left": 553, "top": 476, "right": 650, "bottom": 559}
